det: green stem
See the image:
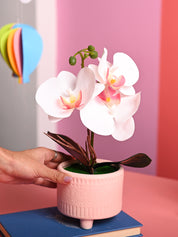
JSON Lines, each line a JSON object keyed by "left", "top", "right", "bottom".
{"left": 91, "top": 131, "right": 94, "bottom": 147}
{"left": 73, "top": 47, "right": 96, "bottom": 171}
{"left": 74, "top": 48, "right": 91, "bottom": 68}
{"left": 80, "top": 53, "right": 95, "bottom": 148}
{"left": 74, "top": 48, "right": 88, "bottom": 56}
{"left": 80, "top": 54, "right": 85, "bottom": 68}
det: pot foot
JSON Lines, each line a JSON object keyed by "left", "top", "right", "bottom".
{"left": 80, "top": 219, "right": 93, "bottom": 229}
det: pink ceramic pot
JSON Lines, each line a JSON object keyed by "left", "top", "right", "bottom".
{"left": 57, "top": 159, "right": 124, "bottom": 229}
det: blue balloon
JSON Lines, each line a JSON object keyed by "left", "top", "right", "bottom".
{"left": 12, "top": 24, "right": 43, "bottom": 83}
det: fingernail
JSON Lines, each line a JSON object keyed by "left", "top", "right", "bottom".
{"left": 63, "top": 176, "right": 72, "bottom": 183}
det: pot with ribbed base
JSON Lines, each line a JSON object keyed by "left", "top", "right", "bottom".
{"left": 57, "top": 159, "right": 124, "bottom": 229}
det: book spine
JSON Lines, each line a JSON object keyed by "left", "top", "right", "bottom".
{"left": 0, "top": 224, "right": 10, "bottom": 237}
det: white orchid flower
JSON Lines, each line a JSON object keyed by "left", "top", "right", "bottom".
{"left": 88, "top": 48, "right": 139, "bottom": 96}
{"left": 36, "top": 67, "right": 104, "bottom": 122}
{"left": 80, "top": 92, "right": 141, "bottom": 141}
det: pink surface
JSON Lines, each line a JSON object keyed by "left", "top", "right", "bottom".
{"left": 56, "top": 0, "right": 162, "bottom": 176}
{"left": 123, "top": 172, "right": 178, "bottom": 236}
{"left": 0, "top": 171, "right": 177, "bottom": 235}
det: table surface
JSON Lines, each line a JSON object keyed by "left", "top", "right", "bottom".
{"left": 0, "top": 170, "right": 178, "bottom": 236}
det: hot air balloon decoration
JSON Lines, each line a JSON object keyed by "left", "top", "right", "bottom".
{"left": 0, "top": 23, "right": 43, "bottom": 84}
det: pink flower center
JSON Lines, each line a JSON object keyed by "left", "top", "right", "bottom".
{"left": 59, "top": 90, "right": 82, "bottom": 109}
{"left": 98, "top": 86, "right": 121, "bottom": 106}
{"left": 106, "top": 68, "right": 125, "bottom": 90}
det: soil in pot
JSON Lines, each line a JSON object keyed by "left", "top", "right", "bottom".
{"left": 64, "top": 163, "right": 120, "bottom": 174}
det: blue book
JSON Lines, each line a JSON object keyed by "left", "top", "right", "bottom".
{"left": 0, "top": 207, "right": 142, "bottom": 237}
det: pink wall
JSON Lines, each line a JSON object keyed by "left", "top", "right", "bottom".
{"left": 56, "top": 0, "right": 162, "bottom": 175}
{"left": 157, "top": 0, "right": 178, "bottom": 180}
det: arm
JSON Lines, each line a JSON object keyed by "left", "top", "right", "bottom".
{"left": 0, "top": 147, "right": 72, "bottom": 188}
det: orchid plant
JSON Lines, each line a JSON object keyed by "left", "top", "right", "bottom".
{"left": 36, "top": 46, "right": 151, "bottom": 174}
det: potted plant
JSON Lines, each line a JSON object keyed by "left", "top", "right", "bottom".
{"left": 35, "top": 46, "right": 151, "bottom": 229}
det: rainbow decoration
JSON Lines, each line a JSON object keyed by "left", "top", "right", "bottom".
{"left": 0, "top": 23, "right": 43, "bottom": 84}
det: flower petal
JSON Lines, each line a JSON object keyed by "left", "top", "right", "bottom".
{"left": 48, "top": 115, "right": 63, "bottom": 123}
{"left": 57, "top": 71, "right": 76, "bottom": 94}
{"left": 80, "top": 99, "right": 114, "bottom": 135}
{"left": 98, "top": 48, "right": 110, "bottom": 83}
{"left": 112, "top": 117, "right": 135, "bottom": 141}
{"left": 113, "top": 53, "right": 139, "bottom": 86}
{"left": 75, "top": 67, "right": 96, "bottom": 107}
{"left": 47, "top": 107, "right": 74, "bottom": 121}
{"left": 98, "top": 86, "right": 121, "bottom": 105}
{"left": 36, "top": 77, "right": 74, "bottom": 118}
{"left": 119, "top": 85, "right": 135, "bottom": 95}
{"left": 92, "top": 83, "right": 105, "bottom": 98}
{"left": 88, "top": 64, "right": 105, "bottom": 83}
{"left": 113, "top": 93, "right": 141, "bottom": 123}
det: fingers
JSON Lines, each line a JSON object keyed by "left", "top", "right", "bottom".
{"left": 46, "top": 161, "right": 59, "bottom": 169}
{"left": 33, "top": 178, "right": 57, "bottom": 188}
{"left": 50, "top": 151, "right": 72, "bottom": 163}
{"left": 51, "top": 151, "right": 58, "bottom": 162}
{"left": 38, "top": 166, "right": 72, "bottom": 185}
{"left": 44, "top": 149, "right": 72, "bottom": 164}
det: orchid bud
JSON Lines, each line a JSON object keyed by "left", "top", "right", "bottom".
{"left": 88, "top": 45, "right": 95, "bottom": 51}
{"left": 69, "top": 56, "right": 77, "bottom": 65}
{"left": 89, "top": 51, "right": 98, "bottom": 59}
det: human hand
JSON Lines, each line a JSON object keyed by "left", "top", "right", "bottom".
{"left": 0, "top": 147, "right": 72, "bottom": 188}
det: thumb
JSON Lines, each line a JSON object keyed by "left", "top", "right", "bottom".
{"left": 38, "top": 166, "right": 72, "bottom": 184}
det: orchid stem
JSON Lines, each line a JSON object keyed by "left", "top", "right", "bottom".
{"left": 74, "top": 49, "right": 88, "bottom": 68}
{"left": 69, "top": 46, "right": 98, "bottom": 173}
{"left": 81, "top": 55, "right": 94, "bottom": 148}
{"left": 91, "top": 131, "right": 94, "bottom": 147}
{"left": 81, "top": 57, "right": 84, "bottom": 68}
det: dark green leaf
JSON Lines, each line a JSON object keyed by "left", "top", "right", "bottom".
{"left": 45, "top": 132, "right": 89, "bottom": 166}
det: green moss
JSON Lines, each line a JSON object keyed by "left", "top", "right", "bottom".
{"left": 64, "top": 163, "right": 119, "bottom": 174}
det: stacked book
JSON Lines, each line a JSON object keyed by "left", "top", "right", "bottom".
{"left": 0, "top": 207, "right": 142, "bottom": 237}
